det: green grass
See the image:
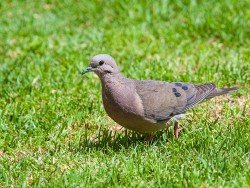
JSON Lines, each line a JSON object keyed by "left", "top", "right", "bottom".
{"left": 0, "top": 0, "right": 250, "bottom": 187}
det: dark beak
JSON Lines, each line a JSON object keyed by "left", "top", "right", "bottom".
{"left": 82, "top": 67, "right": 94, "bottom": 75}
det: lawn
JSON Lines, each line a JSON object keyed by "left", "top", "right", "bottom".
{"left": 0, "top": 0, "right": 249, "bottom": 187}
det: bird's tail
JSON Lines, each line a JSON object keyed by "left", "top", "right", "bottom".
{"left": 206, "top": 87, "right": 239, "bottom": 99}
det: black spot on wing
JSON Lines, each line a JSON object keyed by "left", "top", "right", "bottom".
{"left": 174, "top": 92, "right": 181, "bottom": 97}
{"left": 172, "top": 88, "right": 177, "bottom": 92}
{"left": 172, "top": 87, "right": 181, "bottom": 97}
{"left": 182, "top": 86, "right": 188, "bottom": 90}
{"left": 175, "top": 83, "right": 182, "bottom": 87}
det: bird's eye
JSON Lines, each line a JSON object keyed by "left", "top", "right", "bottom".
{"left": 99, "top": 60, "right": 104, "bottom": 66}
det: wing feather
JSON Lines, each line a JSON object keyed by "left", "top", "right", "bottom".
{"left": 135, "top": 81, "right": 216, "bottom": 122}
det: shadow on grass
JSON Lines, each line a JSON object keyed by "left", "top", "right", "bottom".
{"left": 75, "top": 128, "right": 175, "bottom": 152}
{"left": 73, "top": 117, "right": 224, "bottom": 152}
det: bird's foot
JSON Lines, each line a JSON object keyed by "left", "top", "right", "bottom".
{"left": 174, "top": 122, "right": 180, "bottom": 138}
{"left": 145, "top": 134, "right": 153, "bottom": 144}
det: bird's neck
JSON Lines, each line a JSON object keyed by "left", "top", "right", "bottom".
{"left": 99, "top": 72, "right": 125, "bottom": 85}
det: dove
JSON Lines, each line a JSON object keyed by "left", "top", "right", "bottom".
{"left": 82, "top": 54, "right": 238, "bottom": 138}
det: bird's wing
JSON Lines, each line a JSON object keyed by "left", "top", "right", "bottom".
{"left": 135, "top": 81, "right": 215, "bottom": 122}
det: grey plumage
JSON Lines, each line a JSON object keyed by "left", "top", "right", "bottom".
{"left": 206, "top": 87, "right": 239, "bottom": 99}
{"left": 82, "top": 54, "right": 239, "bottom": 136}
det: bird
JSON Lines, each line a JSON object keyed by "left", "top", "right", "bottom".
{"left": 82, "top": 54, "right": 239, "bottom": 138}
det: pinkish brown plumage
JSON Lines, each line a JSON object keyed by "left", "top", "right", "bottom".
{"left": 82, "top": 54, "right": 238, "bottom": 137}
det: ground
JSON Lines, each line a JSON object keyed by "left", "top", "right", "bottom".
{"left": 0, "top": 0, "right": 249, "bottom": 187}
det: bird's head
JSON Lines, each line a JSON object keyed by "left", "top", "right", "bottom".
{"left": 82, "top": 54, "right": 119, "bottom": 76}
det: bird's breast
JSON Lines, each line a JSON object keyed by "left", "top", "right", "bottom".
{"left": 102, "top": 80, "right": 143, "bottom": 117}
{"left": 100, "top": 79, "right": 168, "bottom": 132}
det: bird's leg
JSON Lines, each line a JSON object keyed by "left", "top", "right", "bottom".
{"left": 145, "top": 134, "right": 153, "bottom": 144}
{"left": 174, "top": 121, "right": 179, "bottom": 138}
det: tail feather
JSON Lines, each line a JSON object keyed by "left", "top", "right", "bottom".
{"left": 206, "top": 87, "right": 239, "bottom": 99}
